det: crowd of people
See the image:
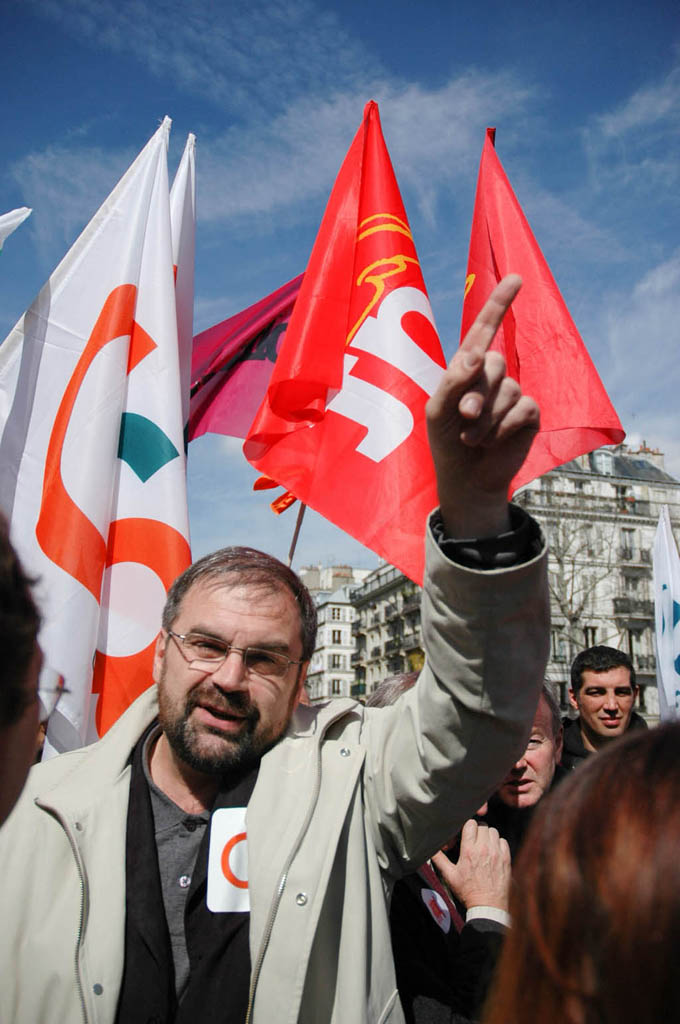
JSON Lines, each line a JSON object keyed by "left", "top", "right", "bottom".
{"left": 0, "top": 276, "right": 675, "bottom": 1024}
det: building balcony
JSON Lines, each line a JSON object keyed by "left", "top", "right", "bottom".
{"left": 619, "top": 547, "right": 652, "bottom": 565}
{"left": 351, "top": 682, "right": 366, "bottom": 697}
{"left": 351, "top": 651, "right": 364, "bottom": 665}
{"left": 385, "top": 638, "right": 400, "bottom": 653}
{"left": 613, "top": 596, "right": 654, "bottom": 617}
{"left": 402, "top": 597, "right": 420, "bottom": 614}
{"left": 370, "top": 645, "right": 382, "bottom": 658}
{"left": 403, "top": 633, "right": 422, "bottom": 652}
{"left": 384, "top": 605, "right": 399, "bottom": 621}
{"left": 351, "top": 620, "right": 364, "bottom": 636}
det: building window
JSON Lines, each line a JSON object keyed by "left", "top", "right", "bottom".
{"left": 331, "top": 654, "right": 344, "bottom": 669}
{"left": 332, "top": 629, "right": 342, "bottom": 644}
{"left": 551, "top": 629, "right": 567, "bottom": 662}
{"left": 331, "top": 679, "right": 342, "bottom": 696}
{"left": 331, "top": 607, "right": 342, "bottom": 621}
{"left": 583, "top": 626, "right": 597, "bottom": 648}
{"left": 593, "top": 450, "right": 614, "bottom": 475}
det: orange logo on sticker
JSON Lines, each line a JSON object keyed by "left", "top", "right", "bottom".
{"left": 221, "top": 831, "right": 248, "bottom": 889}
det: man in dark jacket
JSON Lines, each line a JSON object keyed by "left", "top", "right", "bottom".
{"left": 561, "top": 645, "right": 646, "bottom": 771}
{"left": 483, "top": 683, "right": 566, "bottom": 858}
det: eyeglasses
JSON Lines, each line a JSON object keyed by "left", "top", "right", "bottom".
{"left": 36, "top": 665, "right": 70, "bottom": 722}
{"left": 166, "top": 630, "right": 303, "bottom": 680}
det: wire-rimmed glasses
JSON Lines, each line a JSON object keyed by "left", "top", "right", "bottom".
{"left": 166, "top": 630, "right": 303, "bottom": 680}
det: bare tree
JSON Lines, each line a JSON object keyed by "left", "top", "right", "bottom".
{"left": 545, "top": 516, "right": 623, "bottom": 664}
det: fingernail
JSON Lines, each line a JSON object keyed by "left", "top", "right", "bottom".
{"left": 460, "top": 396, "right": 480, "bottom": 416}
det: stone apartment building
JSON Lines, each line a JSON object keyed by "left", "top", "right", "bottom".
{"left": 514, "top": 443, "right": 680, "bottom": 717}
{"left": 300, "top": 564, "right": 369, "bottom": 702}
{"left": 336, "top": 443, "right": 680, "bottom": 713}
{"left": 347, "top": 563, "right": 423, "bottom": 700}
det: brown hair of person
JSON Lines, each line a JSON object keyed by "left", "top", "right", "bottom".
{"left": 484, "top": 723, "right": 680, "bottom": 1024}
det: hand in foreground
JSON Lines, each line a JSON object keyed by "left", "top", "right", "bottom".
{"left": 432, "top": 819, "right": 510, "bottom": 912}
{"left": 426, "top": 275, "right": 539, "bottom": 539}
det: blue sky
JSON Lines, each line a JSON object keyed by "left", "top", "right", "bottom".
{"left": 2, "top": 0, "right": 679, "bottom": 570}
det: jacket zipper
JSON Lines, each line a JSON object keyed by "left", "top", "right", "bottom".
{"left": 245, "top": 739, "right": 324, "bottom": 1024}
{"left": 41, "top": 803, "right": 90, "bottom": 1024}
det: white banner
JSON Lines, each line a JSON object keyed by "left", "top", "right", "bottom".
{"left": 0, "top": 206, "right": 31, "bottom": 250}
{"left": 170, "top": 132, "right": 196, "bottom": 429}
{"left": 653, "top": 504, "right": 680, "bottom": 721}
{"left": 0, "top": 118, "right": 191, "bottom": 752}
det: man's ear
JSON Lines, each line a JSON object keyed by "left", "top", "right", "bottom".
{"left": 568, "top": 686, "right": 580, "bottom": 711}
{"left": 152, "top": 631, "right": 167, "bottom": 685}
{"left": 294, "top": 662, "right": 310, "bottom": 705}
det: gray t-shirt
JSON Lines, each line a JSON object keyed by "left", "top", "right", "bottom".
{"left": 142, "top": 726, "right": 210, "bottom": 998}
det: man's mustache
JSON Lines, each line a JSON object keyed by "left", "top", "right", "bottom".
{"left": 186, "top": 683, "right": 259, "bottom": 724}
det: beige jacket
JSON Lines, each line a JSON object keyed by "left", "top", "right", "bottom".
{"left": 0, "top": 520, "right": 549, "bottom": 1024}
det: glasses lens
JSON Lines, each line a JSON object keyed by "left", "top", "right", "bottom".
{"left": 37, "top": 665, "right": 66, "bottom": 722}
{"left": 243, "top": 648, "right": 289, "bottom": 677}
{"left": 184, "top": 634, "right": 229, "bottom": 663}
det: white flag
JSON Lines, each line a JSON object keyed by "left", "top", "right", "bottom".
{"left": 170, "top": 133, "right": 196, "bottom": 428}
{"left": 0, "top": 206, "right": 31, "bottom": 251}
{"left": 0, "top": 118, "right": 191, "bottom": 753}
{"left": 653, "top": 504, "right": 680, "bottom": 721}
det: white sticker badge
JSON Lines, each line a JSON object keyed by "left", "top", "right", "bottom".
{"left": 207, "top": 807, "right": 250, "bottom": 913}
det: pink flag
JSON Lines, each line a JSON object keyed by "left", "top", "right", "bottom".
{"left": 189, "top": 274, "right": 302, "bottom": 441}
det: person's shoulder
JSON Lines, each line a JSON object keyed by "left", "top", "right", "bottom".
{"left": 290, "top": 697, "right": 364, "bottom": 735}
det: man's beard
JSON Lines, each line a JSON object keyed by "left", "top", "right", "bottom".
{"left": 158, "top": 674, "right": 268, "bottom": 777}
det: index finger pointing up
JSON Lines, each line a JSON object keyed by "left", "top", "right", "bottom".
{"left": 460, "top": 274, "right": 522, "bottom": 368}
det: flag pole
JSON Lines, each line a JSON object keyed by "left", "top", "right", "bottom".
{"left": 288, "top": 502, "right": 307, "bottom": 566}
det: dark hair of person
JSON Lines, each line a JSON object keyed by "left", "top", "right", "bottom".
{"left": 539, "top": 682, "right": 562, "bottom": 738}
{"left": 570, "top": 644, "right": 636, "bottom": 693}
{"left": 162, "top": 546, "right": 317, "bottom": 661}
{"left": 365, "top": 670, "right": 419, "bottom": 708}
{"left": 0, "top": 516, "right": 41, "bottom": 727}
{"left": 483, "top": 723, "right": 680, "bottom": 1024}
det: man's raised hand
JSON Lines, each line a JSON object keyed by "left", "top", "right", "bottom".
{"left": 426, "top": 275, "right": 539, "bottom": 539}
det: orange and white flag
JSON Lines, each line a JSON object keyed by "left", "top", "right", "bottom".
{"left": 0, "top": 118, "right": 191, "bottom": 753}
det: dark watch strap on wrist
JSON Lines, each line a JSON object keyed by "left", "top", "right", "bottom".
{"left": 430, "top": 504, "right": 543, "bottom": 570}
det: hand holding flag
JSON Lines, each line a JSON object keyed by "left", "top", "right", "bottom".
{"left": 427, "top": 275, "right": 540, "bottom": 540}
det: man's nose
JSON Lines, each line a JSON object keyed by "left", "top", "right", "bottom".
{"left": 604, "top": 691, "right": 618, "bottom": 711}
{"left": 209, "top": 650, "right": 248, "bottom": 690}
{"left": 513, "top": 754, "right": 528, "bottom": 771}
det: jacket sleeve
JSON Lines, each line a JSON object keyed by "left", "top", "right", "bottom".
{"left": 360, "top": 511, "right": 550, "bottom": 876}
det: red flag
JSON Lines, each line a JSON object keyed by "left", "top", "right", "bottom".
{"left": 244, "top": 101, "right": 446, "bottom": 584}
{"left": 188, "top": 273, "right": 302, "bottom": 441}
{"left": 462, "top": 128, "right": 624, "bottom": 492}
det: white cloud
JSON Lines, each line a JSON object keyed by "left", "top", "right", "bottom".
{"left": 596, "top": 251, "right": 680, "bottom": 464}
{"left": 27, "top": 0, "right": 379, "bottom": 116}
{"left": 197, "top": 70, "right": 534, "bottom": 227}
{"left": 582, "top": 62, "right": 680, "bottom": 195}
{"left": 10, "top": 141, "right": 135, "bottom": 267}
{"left": 596, "top": 65, "right": 680, "bottom": 139}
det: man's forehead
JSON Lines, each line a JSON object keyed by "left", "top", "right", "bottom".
{"left": 582, "top": 666, "right": 632, "bottom": 689}
{"left": 178, "top": 577, "right": 301, "bottom": 621}
{"left": 533, "top": 697, "right": 555, "bottom": 735}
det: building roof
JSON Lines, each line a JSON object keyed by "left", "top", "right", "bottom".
{"left": 552, "top": 450, "right": 680, "bottom": 486}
